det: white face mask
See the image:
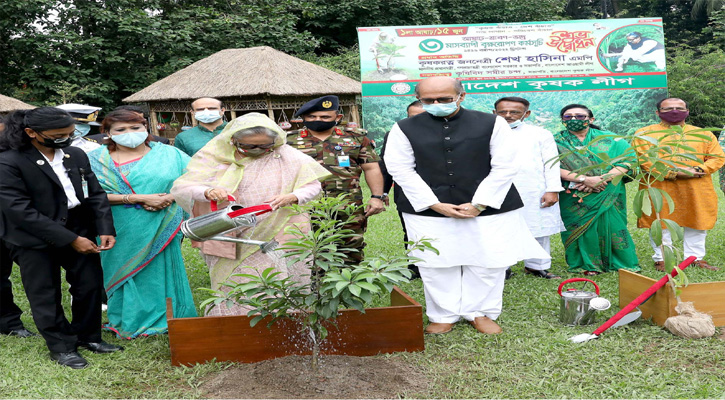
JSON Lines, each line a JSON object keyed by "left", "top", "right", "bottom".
{"left": 508, "top": 119, "right": 525, "bottom": 129}
{"left": 195, "top": 109, "right": 222, "bottom": 124}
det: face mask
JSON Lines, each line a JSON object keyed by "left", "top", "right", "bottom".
{"left": 39, "top": 136, "right": 72, "bottom": 149}
{"left": 564, "top": 119, "right": 590, "bottom": 132}
{"left": 509, "top": 119, "right": 524, "bottom": 129}
{"left": 72, "top": 124, "right": 91, "bottom": 138}
{"left": 659, "top": 110, "right": 689, "bottom": 124}
{"left": 422, "top": 97, "right": 460, "bottom": 117}
{"left": 195, "top": 110, "right": 222, "bottom": 124}
{"left": 237, "top": 147, "right": 272, "bottom": 157}
{"left": 111, "top": 130, "right": 148, "bottom": 148}
{"left": 303, "top": 120, "right": 337, "bottom": 132}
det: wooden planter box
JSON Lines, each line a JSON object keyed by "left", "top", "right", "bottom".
{"left": 165, "top": 286, "right": 425, "bottom": 366}
{"left": 619, "top": 269, "right": 725, "bottom": 327}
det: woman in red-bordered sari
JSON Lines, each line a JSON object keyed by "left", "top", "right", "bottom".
{"left": 88, "top": 110, "right": 197, "bottom": 339}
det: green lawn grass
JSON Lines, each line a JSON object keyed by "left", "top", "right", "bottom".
{"left": 1, "top": 179, "right": 724, "bottom": 398}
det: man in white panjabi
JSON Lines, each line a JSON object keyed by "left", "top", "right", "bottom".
{"left": 494, "top": 97, "right": 564, "bottom": 280}
{"left": 385, "top": 77, "right": 549, "bottom": 335}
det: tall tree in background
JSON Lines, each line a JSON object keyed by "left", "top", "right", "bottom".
{"left": 0, "top": 0, "right": 316, "bottom": 109}
{"left": 298, "top": 0, "right": 440, "bottom": 52}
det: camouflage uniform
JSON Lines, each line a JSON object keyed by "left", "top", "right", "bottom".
{"left": 287, "top": 126, "right": 380, "bottom": 264}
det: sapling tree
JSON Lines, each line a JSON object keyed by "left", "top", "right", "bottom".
{"left": 201, "top": 194, "right": 437, "bottom": 370}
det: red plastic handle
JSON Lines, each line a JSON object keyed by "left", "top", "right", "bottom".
{"left": 557, "top": 278, "right": 599, "bottom": 296}
{"left": 210, "top": 195, "right": 237, "bottom": 211}
{"left": 226, "top": 204, "right": 273, "bottom": 218}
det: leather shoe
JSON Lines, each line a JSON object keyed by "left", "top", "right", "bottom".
{"left": 424, "top": 322, "right": 454, "bottom": 334}
{"left": 524, "top": 267, "right": 561, "bottom": 279}
{"left": 469, "top": 316, "right": 503, "bottom": 335}
{"left": 505, "top": 268, "right": 513, "bottom": 280}
{"left": 1, "top": 328, "right": 38, "bottom": 338}
{"left": 50, "top": 351, "right": 88, "bottom": 369}
{"left": 78, "top": 341, "right": 124, "bottom": 354}
{"left": 654, "top": 261, "right": 666, "bottom": 272}
{"left": 695, "top": 259, "right": 719, "bottom": 271}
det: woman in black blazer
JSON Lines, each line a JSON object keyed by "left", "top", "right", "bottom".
{"left": 0, "top": 107, "right": 123, "bottom": 369}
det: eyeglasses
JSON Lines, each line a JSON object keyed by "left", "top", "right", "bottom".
{"left": 562, "top": 114, "right": 590, "bottom": 121}
{"left": 234, "top": 142, "right": 275, "bottom": 150}
{"left": 495, "top": 110, "right": 524, "bottom": 116}
{"left": 38, "top": 131, "right": 71, "bottom": 143}
{"left": 419, "top": 95, "right": 460, "bottom": 105}
{"left": 659, "top": 107, "right": 688, "bottom": 111}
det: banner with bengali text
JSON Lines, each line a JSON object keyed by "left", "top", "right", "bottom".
{"left": 357, "top": 18, "right": 668, "bottom": 142}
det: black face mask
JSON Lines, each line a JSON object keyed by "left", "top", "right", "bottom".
{"left": 303, "top": 120, "right": 337, "bottom": 133}
{"left": 38, "top": 135, "right": 72, "bottom": 149}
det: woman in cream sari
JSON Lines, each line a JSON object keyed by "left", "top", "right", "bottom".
{"left": 171, "top": 113, "right": 330, "bottom": 315}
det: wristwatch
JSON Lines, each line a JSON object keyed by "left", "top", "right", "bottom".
{"left": 371, "top": 195, "right": 385, "bottom": 200}
{"left": 576, "top": 175, "right": 586, "bottom": 183}
{"left": 473, "top": 203, "right": 487, "bottom": 212}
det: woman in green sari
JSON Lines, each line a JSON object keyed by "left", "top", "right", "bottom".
{"left": 555, "top": 104, "right": 640, "bottom": 275}
{"left": 88, "top": 110, "right": 197, "bottom": 338}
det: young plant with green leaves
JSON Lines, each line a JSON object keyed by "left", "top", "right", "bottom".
{"left": 200, "top": 194, "right": 437, "bottom": 371}
{"left": 551, "top": 125, "right": 720, "bottom": 292}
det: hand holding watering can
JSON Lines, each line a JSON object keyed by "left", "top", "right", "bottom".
{"left": 204, "top": 187, "right": 297, "bottom": 210}
{"left": 181, "top": 193, "right": 278, "bottom": 253}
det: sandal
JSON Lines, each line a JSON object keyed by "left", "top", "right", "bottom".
{"left": 582, "top": 271, "right": 601, "bottom": 276}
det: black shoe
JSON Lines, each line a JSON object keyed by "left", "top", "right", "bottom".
{"left": 505, "top": 268, "right": 513, "bottom": 280}
{"left": 1, "top": 328, "right": 38, "bottom": 338}
{"left": 77, "top": 341, "right": 124, "bottom": 354}
{"left": 50, "top": 351, "right": 88, "bottom": 369}
{"left": 524, "top": 267, "right": 561, "bottom": 279}
{"left": 408, "top": 265, "right": 421, "bottom": 280}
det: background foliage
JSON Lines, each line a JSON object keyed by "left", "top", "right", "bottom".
{"left": 0, "top": 0, "right": 722, "bottom": 129}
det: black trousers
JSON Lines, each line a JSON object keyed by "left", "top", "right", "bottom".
{"left": 7, "top": 209, "right": 104, "bottom": 352}
{"left": 0, "top": 239, "right": 24, "bottom": 332}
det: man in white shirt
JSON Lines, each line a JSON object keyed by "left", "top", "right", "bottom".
{"left": 385, "top": 77, "right": 549, "bottom": 335}
{"left": 603, "top": 31, "right": 666, "bottom": 72}
{"left": 494, "top": 97, "right": 564, "bottom": 279}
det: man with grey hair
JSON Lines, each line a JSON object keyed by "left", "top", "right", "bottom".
{"left": 174, "top": 97, "right": 227, "bottom": 156}
{"left": 385, "top": 77, "right": 548, "bottom": 335}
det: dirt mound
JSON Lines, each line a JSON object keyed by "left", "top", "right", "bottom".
{"left": 201, "top": 355, "right": 430, "bottom": 399}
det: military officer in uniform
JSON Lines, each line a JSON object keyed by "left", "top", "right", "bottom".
{"left": 56, "top": 104, "right": 102, "bottom": 153}
{"left": 287, "top": 95, "right": 386, "bottom": 264}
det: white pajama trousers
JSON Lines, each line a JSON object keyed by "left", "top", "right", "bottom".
{"left": 418, "top": 265, "right": 507, "bottom": 324}
{"left": 524, "top": 236, "right": 551, "bottom": 271}
{"left": 649, "top": 227, "right": 707, "bottom": 261}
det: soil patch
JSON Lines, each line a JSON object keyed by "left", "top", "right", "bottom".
{"left": 201, "top": 355, "right": 430, "bottom": 399}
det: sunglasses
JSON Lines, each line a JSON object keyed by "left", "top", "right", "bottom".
{"left": 234, "top": 142, "right": 275, "bottom": 150}
{"left": 562, "top": 114, "right": 590, "bottom": 121}
{"left": 38, "top": 131, "right": 72, "bottom": 143}
{"left": 419, "top": 95, "right": 460, "bottom": 105}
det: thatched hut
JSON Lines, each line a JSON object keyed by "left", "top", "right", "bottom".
{"left": 123, "top": 46, "right": 362, "bottom": 139}
{"left": 0, "top": 94, "right": 36, "bottom": 115}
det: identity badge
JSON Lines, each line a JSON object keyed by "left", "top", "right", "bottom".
{"left": 337, "top": 155, "right": 351, "bottom": 167}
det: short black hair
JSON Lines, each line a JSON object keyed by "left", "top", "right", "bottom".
{"left": 114, "top": 105, "right": 148, "bottom": 119}
{"left": 407, "top": 100, "right": 422, "bottom": 111}
{"left": 656, "top": 98, "right": 688, "bottom": 110}
{"left": 494, "top": 96, "right": 530, "bottom": 109}
{"left": 560, "top": 104, "right": 594, "bottom": 118}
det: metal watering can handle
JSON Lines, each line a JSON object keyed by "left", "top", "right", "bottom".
{"left": 226, "top": 204, "right": 273, "bottom": 218}
{"left": 210, "top": 195, "right": 237, "bottom": 211}
{"left": 557, "top": 278, "right": 599, "bottom": 296}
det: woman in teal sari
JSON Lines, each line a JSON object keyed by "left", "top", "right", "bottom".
{"left": 555, "top": 104, "right": 640, "bottom": 275}
{"left": 88, "top": 110, "right": 197, "bottom": 338}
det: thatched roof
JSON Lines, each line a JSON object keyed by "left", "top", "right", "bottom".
{"left": 0, "top": 94, "right": 36, "bottom": 112}
{"left": 124, "top": 46, "right": 361, "bottom": 102}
